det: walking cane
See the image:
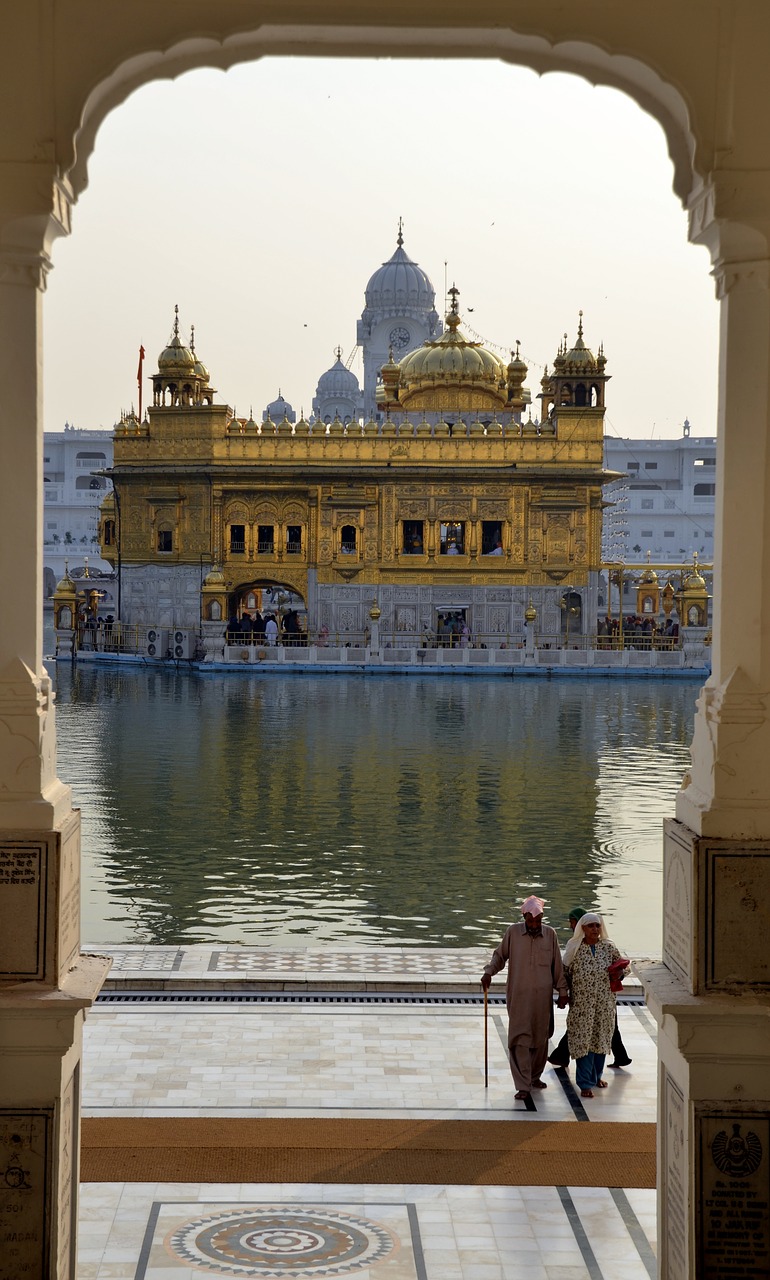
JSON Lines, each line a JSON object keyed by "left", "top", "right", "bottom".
{"left": 484, "top": 984, "right": 489, "bottom": 1088}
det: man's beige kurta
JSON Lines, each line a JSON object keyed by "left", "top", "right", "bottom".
{"left": 484, "top": 922, "right": 567, "bottom": 1048}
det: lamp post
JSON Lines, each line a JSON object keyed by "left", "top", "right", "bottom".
{"left": 368, "top": 596, "right": 382, "bottom": 655}
{"left": 559, "top": 589, "right": 578, "bottom": 649}
{"left": 524, "top": 598, "right": 537, "bottom": 658}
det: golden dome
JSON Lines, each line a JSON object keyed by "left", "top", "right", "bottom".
{"left": 639, "top": 566, "right": 658, "bottom": 585}
{"left": 683, "top": 570, "right": 707, "bottom": 592}
{"left": 524, "top": 600, "right": 537, "bottom": 623}
{"left": 556, "top": 312, "right": 599, "bottom": 371}
{"left": 203, "top": 566, "right": 225, "bottom": 586}
{"left": 158, "top": 306, "right": 195, "bottom": 371}
{"left": 392, "top": 285, "right": 509, "bottom": 412}
{"left": 54, "top": 562, "right": 76, "bottom": 595}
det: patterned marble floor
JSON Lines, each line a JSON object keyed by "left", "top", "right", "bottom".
{"left": 77, "top": 947, "right": 658, "bottom": 1278}
{"left": 78, "top": 1182, "right": 657, "bottom": 1280}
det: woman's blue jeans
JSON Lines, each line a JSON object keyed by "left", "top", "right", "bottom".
{"left": 576, "top": 1051, "right": 606, "bottom": 1089}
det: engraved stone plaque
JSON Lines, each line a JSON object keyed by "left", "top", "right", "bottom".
{"left": 697, "top": 1111, "right": 770, "bottom": 1278}
{"left": 0, "top": 1109, "right": 51, "bottom": 1279}
{"left": 0, "top": 811, "right": 81, "bottom": 985}
{"left": 663, "top": 1071, "right": 688, "bottom": 1280}
{"left": 0, "top": 843, "right": 47, "bottom": 979}
{"left": 705, "top": 847, "right": 770, "bottom": 988}
{"left": 663, "top": 819, "right": 695, "bottom": 986}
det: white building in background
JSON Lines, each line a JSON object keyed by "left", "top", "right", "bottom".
{"left": 43, "top": 426, "right": 114, "bottom": 601}
{"left": 603, "top": 421, "right": 715, "bottom": 562}
{"left": 601, "top": 422, "right": 715, "bottom": 613}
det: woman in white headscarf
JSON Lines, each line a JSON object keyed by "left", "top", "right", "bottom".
{"left": 564, "top": 912, "right": 627, "bottom": 1097}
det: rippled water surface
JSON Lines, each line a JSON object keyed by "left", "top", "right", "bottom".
{"left": 49, "top": 665, "right": 698, "bottom": 954}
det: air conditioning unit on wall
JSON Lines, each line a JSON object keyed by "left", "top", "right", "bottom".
{"left": 171, "top": 628, "right": 195, "bottom": 659}
{"left": 144, "top": 627, "right": 168, "bottom": 659}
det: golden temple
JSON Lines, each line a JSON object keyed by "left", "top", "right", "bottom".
{"left": 100, "top": 278, "right": 615, "bottom": 641}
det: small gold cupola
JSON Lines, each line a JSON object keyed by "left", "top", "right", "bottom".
{"left": 152, "top": 306, "right": 216, "bottom": 409}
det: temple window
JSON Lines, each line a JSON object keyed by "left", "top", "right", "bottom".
{"left": 694, "top": 483, "right": 716, "bottom": 497}
{"left": 402, "top": 520, "right": 424, "bottom": 554}
{"left": 286, "top": 525, "right": 302, "bottom": 554}
{"left": 560, "top": 384, "right": 572, "bottom": 406}
{"left": 575, "top": 383, "right": 587, "bottom": 406}
{"left": 481, "top": 522, "right": 504, "bottom": 555}
{"left": 257, "top": 524, "right": 274, "bottom": 553}
{"left": 103, "top": 520, "right": 115, "bottom": 546}
{"left": 230, "top": 524, "right": 246, "bottom": 553}
{"left": 340, "top": 525, "right": 357, "bottom": 554}
{"left": 440, "top": 522, "right": 465, "bottom": 555}
{"left": 157, "top": 528, "right": 173, "bottom": 553}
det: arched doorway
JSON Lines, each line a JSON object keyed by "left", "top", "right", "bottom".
{"left": 5, "top": 12, "right": 770, "bottom": 1280}
{"left": 228, "top": 579, "right": 308, "bottom": 645}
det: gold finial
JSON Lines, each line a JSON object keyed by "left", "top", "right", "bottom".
{"left": 397, "top": 216, "right": 404, "bottom": 248}
{"left": 646, "top": 549, "right": 651, "bottom": 564}
{"left": 173, "top": 304, "right": 180, "bottom": 341}
{"left": 190, "top": 323, "right": 195, "bottom": 352}
{"left": 524, "top": 599, "right": 537, "bottom": 623}
{"left": 83, "top": 556, "right": 90, "bottom": 578}
{"left": 578, "top": 309, "right": 584, "bottom": 340}
{"left": 369, "top": 596, "right": 382, "bottom": 621}
{"left": 335, "top": 345, "right": 343, "bottom": 362}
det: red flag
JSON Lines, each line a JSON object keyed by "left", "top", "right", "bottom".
{"left": 137, "top": 345, "right": 145, "bottom": 423}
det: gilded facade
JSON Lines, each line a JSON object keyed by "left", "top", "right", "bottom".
{"left": 100, "top": 291, "right": 613, "bottom": 640}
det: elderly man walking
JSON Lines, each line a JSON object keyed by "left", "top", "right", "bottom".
{"left": 481, "top": 895, "right": 568, "bottom": 1101}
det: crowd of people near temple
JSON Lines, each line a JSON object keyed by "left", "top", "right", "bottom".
{"left": 226, "top": 609, "right": 306, "bottom": 646}
{"left": 597, "top": 613, "right": 680, "bottom": 648}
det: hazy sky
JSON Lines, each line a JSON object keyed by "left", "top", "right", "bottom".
{"left": 43, "top": 58, "right": 719, "bottom": 439}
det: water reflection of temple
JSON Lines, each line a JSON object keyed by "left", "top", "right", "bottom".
{"left": 56, "top": 665, "right": 691, "bottom": 952}
{"left": 99, "top": 235, "right": 615, "bottom": 641}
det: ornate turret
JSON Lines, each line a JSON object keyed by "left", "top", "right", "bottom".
{"left": 152, "top": 306, "right": 216, "bottom": 409}
{"left": 676, "top": 554, "right": 709, "bottom": 626}
{"left": 539, "top": 312, "right": 609, "bottom": 424}
{"left": 636, "top": 551, "right": 660, "bottom": 615}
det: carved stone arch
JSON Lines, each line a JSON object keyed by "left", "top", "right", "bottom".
{"left": 63, "top": 20, "right": 704, "bottom": 218}
{"left": 281, "top": 501, "right": 308, "bottom": 523}
{"left": 255, "top": 500, "right": 281, "bottom": 522}
{"left": 224, "top": 501, "right": 249, "bottom": 523}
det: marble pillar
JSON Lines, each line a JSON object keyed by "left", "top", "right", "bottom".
{"left": 0, "top": 183, "right": 110, "bottom": 1278}
{"left": 639, "top": 185, "right": 770, "bottom": 1280}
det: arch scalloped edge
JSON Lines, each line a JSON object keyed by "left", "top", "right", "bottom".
{"left": 68, "top": 23, "right": 700, "bottom": 207}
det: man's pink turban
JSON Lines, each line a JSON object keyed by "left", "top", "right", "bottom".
{"left": 520, "top": 895, "right": 545, "bottom": 915}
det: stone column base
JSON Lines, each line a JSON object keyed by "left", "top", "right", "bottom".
{"left": 0, "top": 955, "right": 110, "bottom": 1278}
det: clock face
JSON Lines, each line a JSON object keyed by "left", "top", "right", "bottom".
{"left": 389, "top": 325, "right": 411, "bottom": 351}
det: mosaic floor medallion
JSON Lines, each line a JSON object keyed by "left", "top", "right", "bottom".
{"left": 165, "top": 1206, "right": 399, "bottom": 1276}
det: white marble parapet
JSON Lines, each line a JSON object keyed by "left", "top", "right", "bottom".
{"left": 89, "top": 943, "right": 647, "bottom": 997}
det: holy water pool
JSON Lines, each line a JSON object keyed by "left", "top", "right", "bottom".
{"left": 49, "top": 664, "right": 698, "bottom": 955}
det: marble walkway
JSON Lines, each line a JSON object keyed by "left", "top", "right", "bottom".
{"left": 77, "top": 945, "right": 659, "bottom": 1280}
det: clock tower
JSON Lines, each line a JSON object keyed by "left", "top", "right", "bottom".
{"left": 357, "top": 222, "right": 442, "bottom": 418}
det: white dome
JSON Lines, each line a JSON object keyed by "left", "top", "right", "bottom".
{"left": 263, "top": 392, "right": 295, "bottom": 423}
{"left": 315, "top": 354, "right": 360, "bottom": 400}
{"left": 365, "top": 238, "right": 437, "bottom": 312}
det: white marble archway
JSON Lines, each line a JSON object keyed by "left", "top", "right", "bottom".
{"left": 3, "top": 6, "right": 770, "bottom": 1278}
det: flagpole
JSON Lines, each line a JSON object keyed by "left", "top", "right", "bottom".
{"left": 137, "top": 344, "right": 145, "bottom": 423}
